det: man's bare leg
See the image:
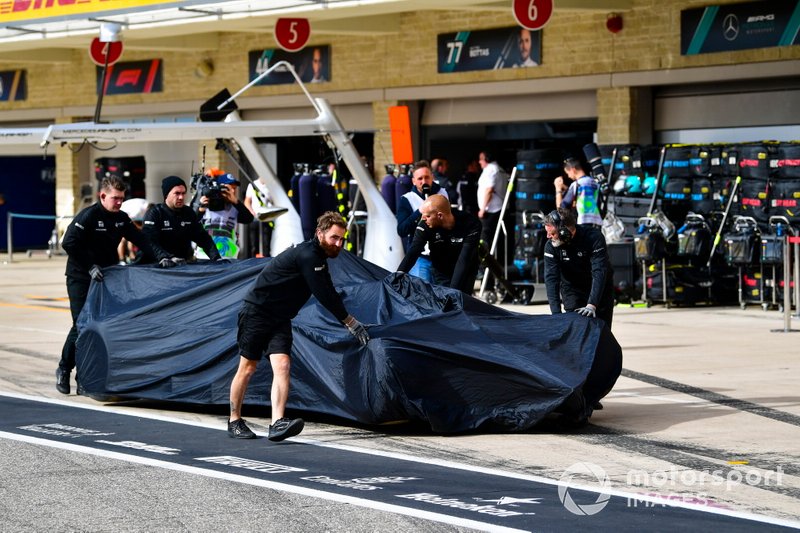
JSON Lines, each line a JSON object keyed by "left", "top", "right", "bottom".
{"left": 268, "top": 352, "right": 291, "bottom": 421}
{"left": 229, "top": 356, "right": 259, "bottom": 421}
{"left": 267, "top": 353, "right": 304, "bottom": 441}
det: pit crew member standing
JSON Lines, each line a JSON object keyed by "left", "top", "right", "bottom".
{"left": 142, "top": 175, "right": 221, "bottom": 263}
{"left": 227, "top": 211, "right": 369, "bottom": 442}
{"left": 543, "top": 208, "right": 614, "bottom": 328}
{"left": 56, "top": 176, "right": 164, "bottom": 395}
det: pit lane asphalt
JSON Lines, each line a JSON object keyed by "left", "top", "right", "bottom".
{"left": 1, "top": 254, "right": 798, "bottom": 531}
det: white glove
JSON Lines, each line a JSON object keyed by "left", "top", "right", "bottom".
{"left": 575, "top": 305, "right": 596, "bottom": 318}
{"left": 158, "top": 257, "right": 175, "bottom": 268}
{"left": 89, "top": 264, "right": 104, "bottom": 282}
{"left": 171, "top": 257, "right": 187, "bottom": 267}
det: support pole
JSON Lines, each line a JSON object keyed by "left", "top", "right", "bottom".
{"left": 773, "top": 235, "right": 800, "bottom": 333}
{"left": 794, "top": 234, "right": 800, "bottom": 318}
{"left": 6, "top": 212, "right": 12, "bottom": 263}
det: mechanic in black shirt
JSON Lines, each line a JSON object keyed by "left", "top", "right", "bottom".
{"left": 142, "top": 175, "right": 221, "bottom": 264}
{"left": 543, "top": 208, "right": 615, "bottom": 328}
{"left": 56, "top": 176, "right": 165, "bottom": 395}
{"left": 397, "top": 194, "right": 482, "bottom": 294}
{"left": 227, "top": 211, "right": 369, "bottom": 442}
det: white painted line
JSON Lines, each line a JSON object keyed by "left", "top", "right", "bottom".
{"left": 607, "top": 391, "right": 711, "bottom": 405}
{"left": 0, "top": 430, "right": 526, "bottom": 533}
{"left": 3, "top": 390, "right": 798, "bottom": 530}
{"left": 0, "top": 323, "right": 64, "bottom": 335}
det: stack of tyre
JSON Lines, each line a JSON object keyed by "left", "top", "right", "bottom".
{"left": 512, "top": 149, "right": 562, "bottom": 279}
{"left": 721, "top": 141, "right": 800, "bottom": 307}
{"left": 290, "top": 164, "right": 338, "bottom": 240}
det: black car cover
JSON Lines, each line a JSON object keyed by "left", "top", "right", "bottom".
{"left": 76, "top": 252, "right": 622, "bottom": 433}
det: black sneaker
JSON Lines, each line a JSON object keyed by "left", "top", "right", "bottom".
{"left": 55, "top": 368, "right": 70, "bottom": 395}
{"left": 268, "top": 418, "right": 304, "bottom": 442}
{"left": 228, "top": 418, "right": 256, "bottom": 439}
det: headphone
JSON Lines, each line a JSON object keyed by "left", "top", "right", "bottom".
{"left": 548, "top": 210, "right": 573, "bottom": 244}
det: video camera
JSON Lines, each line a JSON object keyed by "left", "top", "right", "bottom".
{"left": 190, "top": 173, "right": 226, "bottom": 212}
{"left": 582, "top": 143, "right": 609, "bottom": 194}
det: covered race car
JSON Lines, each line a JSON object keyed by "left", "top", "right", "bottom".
{"left": 76, "top": 252, "right": 621, "bottom": 433}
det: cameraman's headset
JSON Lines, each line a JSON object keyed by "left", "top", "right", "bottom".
{"left": 548, "top": 210, "right": 573, "bottom": 245}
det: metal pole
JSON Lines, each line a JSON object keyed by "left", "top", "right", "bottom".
{"left": 707, "top": 176, "right": 741, "bottom": 268}
{"left": 6, "top": 212, "right": 12, "bottom": 263}
{"left": 479, "top": 167, "right": 516, "bottom": 299}
{"left": 93, "top": 51, "right": 110, "bottom": 124}
{"left": 772, "top": 234, "right": 800, "bottom": 333}
{"left": 794, "top": 235, "right": 800, "bottom": 318}
{"left": 647, "top": 145, "right": 667, "bottom": 216}
{"left": 783, "top": 235, "right": 791, "bottom": 331}
{"left": 641, "top": 260, "right": 647, "bottom": 302}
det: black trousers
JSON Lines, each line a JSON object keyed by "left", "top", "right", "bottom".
{"left": 480, "top": 211, "right": 503, "bottom": 289}
{"left": 59, "top": 276, "right": 90, "bottom": 372}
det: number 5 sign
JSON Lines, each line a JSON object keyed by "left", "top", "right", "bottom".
{"left": 512, "top": 0, "right": 553, "bottom": 31}
{"left": 274, "top": 18, "right": 311, "bottom": 52}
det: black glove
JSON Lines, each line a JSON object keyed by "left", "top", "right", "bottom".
{"left": 89, "top": 264, "right": 104, "bottom": 282}
{"left": 159, "top": 257, "right": 175, "bottom": 268}
{"left": 345, "top": 318, "right": 369, "bottom": 346}
{"left": 575, "top": 306, "right": 596, "bottom": 318}
{"left": 171, "top": 257, "right": 187, "bottom": 267}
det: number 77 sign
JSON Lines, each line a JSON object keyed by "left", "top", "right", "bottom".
{"left": 513, "top": 0, "right": 553, "bottom": 31}
{"left": 274, "top": 18, "right": 311, "bottom": 52}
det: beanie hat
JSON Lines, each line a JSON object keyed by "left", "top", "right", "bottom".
{"left": 162, "top": 175, "right": 186, "bottom": 200}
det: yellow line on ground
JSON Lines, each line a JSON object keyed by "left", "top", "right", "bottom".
{"left": 25, "top": 295, "right": 69, "bottom": 302}
{"left": 728, "top": 460, "right": 750, "bottom": 465}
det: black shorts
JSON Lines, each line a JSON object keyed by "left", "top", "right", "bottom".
{"left": 237, "top": 302, "right": 293, "bottom": 360}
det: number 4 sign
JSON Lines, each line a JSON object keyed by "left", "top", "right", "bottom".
{"left": 274, "top": 18, "right": 311, "bottom": 52}
{"left": 512, "top": 0, "right": 553, "bottom": 31}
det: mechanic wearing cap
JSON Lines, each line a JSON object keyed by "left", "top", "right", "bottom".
{"left": 195, "top": 170, "right": 254, "bottom": 259}
{"left": 56, "top": 176, "right": 164, "bottom": 396}
{"left": 543, "top": 208, "right": 615, "bottom": 328}
{"left": 142, "top": 175, "right": 222, "bottom": 265}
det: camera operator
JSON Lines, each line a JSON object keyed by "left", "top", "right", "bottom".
{"left": 195, "top": 170, "right": 254, "bottom": 259}
{"left": 554, "top": 157, "right": 602, "bottom": 228}
{"left": 142, "top": 175, "right": 222, "bottom": 265}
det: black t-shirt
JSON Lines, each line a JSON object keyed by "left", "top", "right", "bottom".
{"left": 543, "top": 225, "right": 614, "bottom": 312}
{"left": 142, "top": 203, "right": 219, "bottom": 262}
{"left": 244, "top": 238, "right": 349, "bottom": 322}
{"left": 62, "top": 203, "right": 156, "bottom": 280}
{"left": 398, "top": 210, "right": 482, "bottom": 292}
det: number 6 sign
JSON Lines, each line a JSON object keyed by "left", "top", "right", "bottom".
{"left": 512, "top": 0, "right": 553, "bottom": 31}
{"left": 274, "top": 18, "right": 311, "bottom": 52}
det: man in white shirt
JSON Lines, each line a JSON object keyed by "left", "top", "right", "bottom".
{"left": 244, "top": 178, "right": 273, "bottom": 257}
{"left": 477, "top": 151, "right": 508, "bottom": 291}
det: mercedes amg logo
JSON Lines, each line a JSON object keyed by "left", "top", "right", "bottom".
{"left": 722, "top": 13, "right": 739, "bottom": 41}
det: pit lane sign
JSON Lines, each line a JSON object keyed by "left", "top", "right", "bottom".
{"left": 274, "top": 18, "right": 310, "bottom": 52}
{"left": 513, "top": 0, "right": 553, "bottom": 31}
{"left": 89, "top": 37, "right": 123, "bottom": 67}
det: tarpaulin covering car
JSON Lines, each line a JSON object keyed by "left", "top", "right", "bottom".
{"left": 76, "top": 252, "right": 622, "bottom": 433}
